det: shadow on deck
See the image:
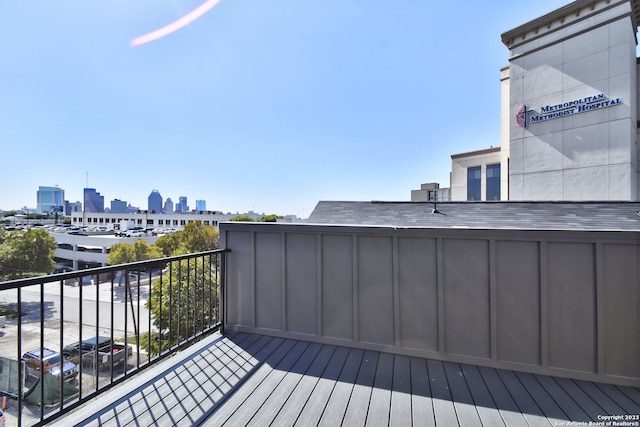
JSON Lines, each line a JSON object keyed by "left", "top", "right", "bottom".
{"left": 53, "top": 332, "right": 640, "bottom": 426}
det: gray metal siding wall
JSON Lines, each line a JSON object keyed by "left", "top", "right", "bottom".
{"left": 221, "top": 223, "right": 640, "bottom": 387}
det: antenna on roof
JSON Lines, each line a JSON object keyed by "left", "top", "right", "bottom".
{"left": 432, "top": 193, "right": 439, "bottom": 214}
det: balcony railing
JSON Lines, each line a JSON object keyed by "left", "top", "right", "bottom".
{"left": 0, "top": 249, "right": 228, "bottom": 427}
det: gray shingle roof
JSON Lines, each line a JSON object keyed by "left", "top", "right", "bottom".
{"left": 307, "top": 201, "right": 640, "bottom": 231}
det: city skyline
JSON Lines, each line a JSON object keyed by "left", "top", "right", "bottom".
{"left": 0, "top": 0, "right": 571, "bottom": 218}
{"left": 22, "top": 185, "right": 218, "bottom": 213}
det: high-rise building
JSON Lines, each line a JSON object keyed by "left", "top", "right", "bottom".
{"left": 148, "top": 190, "right": 163, "bottom": 213}
{"left": 67, "top": 201, "right": 82, "bottom": 214}
{"left": 37, "top": 186, "right": 65, "bottom": 214}
{"left": 110, "top": 199, "right": 128, "bottom": 213}
{"left": 196, "top": 200, "right": 206, "bottom": 212}
{"left": 176, "top": 196, "right": 189, "bottom": 213}
{"left": 83, "top": 188, "right": 105, "bottom": 213}
{"left": 164, "top": 198, "right": 174, "bottom": 214}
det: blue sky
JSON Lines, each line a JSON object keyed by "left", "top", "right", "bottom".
{"left": 0, "top": 0, "right": 569, "bottom": 217}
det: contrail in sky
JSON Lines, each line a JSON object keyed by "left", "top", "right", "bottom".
{"left": 131, "top": 0, "right": 222, "bottom": 47}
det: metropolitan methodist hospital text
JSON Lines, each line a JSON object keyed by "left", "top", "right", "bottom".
{"left": 529, "top": 93, "right": 622, "bottom": 123}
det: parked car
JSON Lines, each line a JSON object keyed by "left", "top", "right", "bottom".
{"left": 125, "top": 229, "right": 144, "bottom": 237}
{"left": 63, "top": 336, "right": 132, "bottom": 370}
{"left": 114, "top": 227, "right": 145, "bottom": 237}
{"left": 22, "top": 348, "right": 78, "bottom": 382}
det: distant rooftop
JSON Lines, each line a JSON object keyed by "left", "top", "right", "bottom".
{"left": 307, "top": 201, "right": 640, "bottom": 231}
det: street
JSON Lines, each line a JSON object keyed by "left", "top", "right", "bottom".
{"left": 0, "top": 278, "right": 151, "bottom": 342}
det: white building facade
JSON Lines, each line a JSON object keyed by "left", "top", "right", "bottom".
{"left": 451, "top": 0, "right": 640, "bottom": 201}
{"left": 70, "top": 211, "right": 237, "bottom": 230}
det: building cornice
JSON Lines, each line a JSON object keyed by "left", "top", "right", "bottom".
{"left": 451, "top": 147, "right": 501, "bottom": 159}
{"left": 501, "top": 0, "right": 640, "bottom": 49}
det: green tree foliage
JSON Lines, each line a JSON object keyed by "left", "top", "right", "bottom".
{"left": 229, "top": 215, "right": 255, "bottom": 222}
{"left": 142, "top": 223, "right": 220, "bottom": 355}
{"left": 108, "top": 240, "right": 163, "bottom": 265}
{"left": 0, "top": 228, "right": 56, "bottom": 280}
{"left": 154, "top": 222, "right": 219, "bottom": 256}
{"left": 180, "top": 222, "right": 219, "bottom": 253}
{"left": 154, "top": 232, "right": 181, "bottom": 257}
{"left": 258, "top": 214, "right": 282, "bottom": 222}
{"left": 145, "top": 256, "right": 219, "bottom": 354}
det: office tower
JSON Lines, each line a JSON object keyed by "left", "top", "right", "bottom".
{"left": 148, "top": 190, "right": 163, "bottom": 213}
{"left": 84, "top": 188, "right": 105, "bottom": 213}
{"left": 110, "top": 199, "right": 128, "bottom": 213}
{"left": 164, "top": 198, "right": 173, "bottom": 214}
{"left": 37, "top": 186, "right": 64, "bottom": 214}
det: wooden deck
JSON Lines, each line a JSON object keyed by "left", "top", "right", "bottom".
{"left": 54, "top": 331, "right": 640, "bottom": 426}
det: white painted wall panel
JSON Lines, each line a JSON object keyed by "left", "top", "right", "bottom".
{"left": 562, "top": 166, "right": 610, "bottom": 199}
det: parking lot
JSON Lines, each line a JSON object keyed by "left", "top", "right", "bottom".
{"left": 0, "top": 282, "right": 150, "bottom": 426}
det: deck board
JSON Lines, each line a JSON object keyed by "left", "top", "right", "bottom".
{"left": 573, "top": 379, "right": 629, "bottom": 415}
{"left": 272, "top": 344, "right": 337, "bottom": 425}
{"left": 460, "top": 364, "right": 507, "bottom": 427}
{"left": 409, "top": 357, "right": 436, "bottom": 427}
{"left": 342, "top": 350, "right": 379, "bottom": 426}
{"left": 514, "top": 372, "right": 570, "bottom": 424}
{"left": 294, "top": 345, "right": 351, "bottom": 426}
{"left": 595, "top": 383, "right": 640, "bottom": 414}
{"left": 476, "top": 366, "right": 531, "bottom": 427}
{"left": 51, "top": 332, "right": 640, "bottom": 427}
{"left": 534, "top": 374, "right": 591, "bottom": 421}
{"left": 443, "top": 361, "right": 482, "bottom": 427}
{"left": 427, "top": 359, "right": 460, "bottom": 427}
{"left": 366, "top": 352, "right": 394, "bottom": 426}
{"left": 495, "top": 369, "right": 554, "bottom": 427}
{"left": 553, "top": 377, "right": 607, "bottom": 421}
{"left": 389, "top": 355, "right": 412, "bottom": 426}
{"left": 246, "top": 341, "right": 323, "bottom": 426}
{"left": 317, "top": 347, "right": 364, "bottom": 426}
{"left": 210, "top": 337, "right": 298, "bottom": 426}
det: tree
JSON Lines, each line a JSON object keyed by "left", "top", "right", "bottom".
{"left": 0, "top": 228, "right": 56, "bottom": 280}
{"left": 108, "top": 240, "right": 163, "bottom": 265}
{"left": 154, "top": 222, "right": 219, "bottom": 256}
{"left": 145, "top": 255, "right": 219, "bottom": 355}
{"left": 230, "top": 215, "right": 255, "bottom": 222}
{"left": 155, "top": 232, "right": 181, "bottom": 257}
{"left": 258, "top": 214, "right": 282, "bottom": 222}
{"left": 143, "top": 222, "right": 220, "bottom": 355}
{"left": 180, "top": 222, "right": 219, "bottom": 252}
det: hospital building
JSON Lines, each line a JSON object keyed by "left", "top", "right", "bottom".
{"left": 448, "top": 0, "right": 640, "bottom": 202}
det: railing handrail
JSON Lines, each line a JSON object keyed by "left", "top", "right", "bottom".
{"left": 0, "top": 248, "right": 230, "bottom": 290}
{"left": 0, "top": 248, "right": 229, "bottom": 426}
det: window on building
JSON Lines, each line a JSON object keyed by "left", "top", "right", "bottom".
{"left": 467, "top": 166, "right": 481, "bottom": 201}
{"left": 486, "top": 164, "right": 501, "bottom": 201}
